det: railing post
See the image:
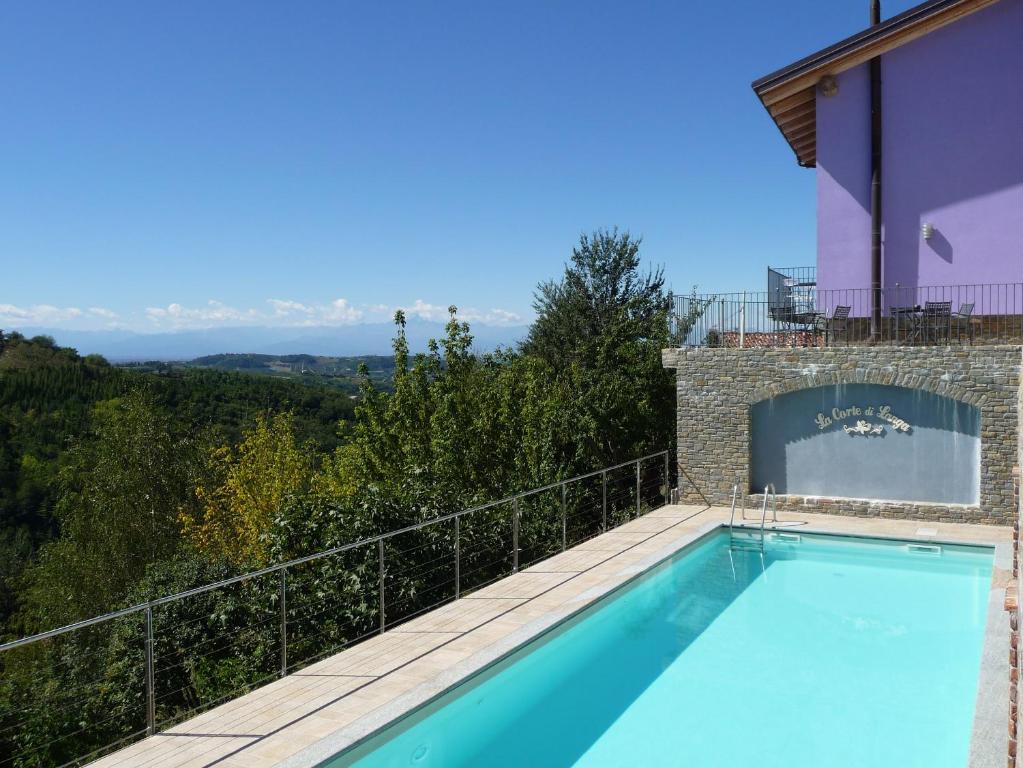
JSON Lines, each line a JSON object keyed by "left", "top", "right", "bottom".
{"left": 740, "top": 291, "right": 746, "bottom": 349}
{"left": 144, "top": 605, "right": 155, "bottom": 736}
{"left": 560, "top": 482, "right": 567, "bottom": 552}
{"left": 663, "top": 451, "right": 670, "bottom": 505}
{"left": 378, "top": 539, "right": 386, "bottom": 634}
{"left": 601, "top": 470, "right": 608, "bottom": 531}
{"left": 635, "top": 460, "right": 642, "bottom": 518}
{"left": 512, "top": 499, "right": 520, "bottom": 573}
{"left": 454, "top": 515, "right": 461, "bottom": 599}
{"left": 279, "top": 569, "right": 287, "bottom": 678}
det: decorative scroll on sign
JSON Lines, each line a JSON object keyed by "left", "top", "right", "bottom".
{"left": 814, "top": 405, "right": 912, "bottom": 437}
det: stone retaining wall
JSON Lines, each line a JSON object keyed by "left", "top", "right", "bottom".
{"left": 662, "top": 345, "right": 1022, "bottom": 525}
{"left": 1014, "top": 466, "right": 1022, "bottom": 768}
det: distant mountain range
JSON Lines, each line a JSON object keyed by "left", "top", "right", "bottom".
{"left": 14, "top": 321, "right": 528, "bottom": 362}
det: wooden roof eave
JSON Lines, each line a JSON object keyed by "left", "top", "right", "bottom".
{"left": 752, "top": 0, "right": 1002, "bottom": 167}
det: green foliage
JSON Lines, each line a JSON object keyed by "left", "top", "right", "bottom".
{"left": 182, "top": 412, "right": 314, "bottom": 567}
{"left": 191, "top": 353, "right": 396, "bottom": 393}
{"left": 523, "top": 228, "right": 674, "bottom": 466}
{"left": 0, "top": 334, "right": 359, "bottom": 634}
{"left": 142, "top": 367, "right": 357, "bottom": 450}
{"left": 319, "top": 309, "right": 573, "bottom": 520}
{"left": 128, "top": 353, "right": 396, "bottom": 396}
{"left": 19, "top": 391, "right": 204, "bottom": 631}
{"left": 0, "top": 616, "right": 146, "bottom": 768}
{"left": 132, "top": 556, "right": 277, "bottom": 726}
{"left": 0, "top": 228, "right": 677, "bottom": 767}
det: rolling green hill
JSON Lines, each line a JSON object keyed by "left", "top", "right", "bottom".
{"left": 123, "top": 353, "right": 396, "bottom": 394}
{"left": 0, "top": 332, "right": 362, "bottom": 629}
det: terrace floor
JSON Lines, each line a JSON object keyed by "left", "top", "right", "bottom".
{"left": 88, "top": 505, "right": 1012, "bottom": 768}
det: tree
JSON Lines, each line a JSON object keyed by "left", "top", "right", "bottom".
{"left": 524, "top": 229, "right": 665, "bottom": 362}
{"left": 181, "top": 412, "right": 314, "bottom": 567}
{"left": 20, "top": 392, "right": 203, "bottom": 630}
{"left": 317, "top": 309, "right": 570, "bottom": 520}
{"left": 522, "top": 228, "right": 674, "bottom": 466}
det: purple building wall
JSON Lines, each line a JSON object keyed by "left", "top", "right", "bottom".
{"left": 816, "top": 0, "right": 1023, "bottom": 304}
{"left": 816, "top": 65, "right": 871, "bottom": 295}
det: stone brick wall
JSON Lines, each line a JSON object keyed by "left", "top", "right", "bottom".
{"left": 662, "top": 345, "right": 1022, "bottom": 525}
{"left": 1014, "top": 466, "right": 1022, "bottom": 768}
{"left": 1010, "top": 462, "right": 1018, "bottom": 768}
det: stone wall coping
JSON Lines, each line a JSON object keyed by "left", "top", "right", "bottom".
{"left": 663, "top": 344, "right": 1023, "bottom": 369}
{"left": 668, "top": 344, "right": 1020, "bottom": 526}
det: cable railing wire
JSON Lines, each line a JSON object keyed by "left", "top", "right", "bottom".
{"left": 0, "top": 450, "right": 671, "bottom": 767}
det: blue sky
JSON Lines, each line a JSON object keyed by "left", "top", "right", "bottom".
{"left": 1, "top": 0, "right": 922, "bottom": 333}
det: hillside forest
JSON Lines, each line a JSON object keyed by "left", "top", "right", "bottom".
{"left": 0, "top": 230, "right": 676, "bottom": 768}
{"left": 124, "top": 353, "right": 397, "bottom": 396}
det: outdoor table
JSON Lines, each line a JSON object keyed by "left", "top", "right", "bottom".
{"left": 891, "top": 305, "right": 923, "bottom": 343}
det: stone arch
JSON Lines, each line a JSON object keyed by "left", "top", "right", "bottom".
{"left": 748, "top": 368, "right": 978, "bottom": 408}
{"left": 747, "top": 374, "right": 982, "bottom": 505}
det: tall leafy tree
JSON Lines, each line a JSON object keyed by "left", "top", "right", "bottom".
{"left": 523, "top": 228, "right": 674, "bottom": 466}
{"left": 318, "top": 309, "right": 571, "bottom": 522}
{"left": 181, "top": 412, "right": 313, "bottom": 567}
{"left": 20, "top": 391, "right": 203, "bottom": 630}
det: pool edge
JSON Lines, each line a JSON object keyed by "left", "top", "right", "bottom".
{"left": 969, "top": 540, "right": 1010, "bottom": 768}
{"left": 278, "top": 521, "right": 1006, "bottom": 768}
{"left": 276, "top": 517, "right": 727, "bottom": 768}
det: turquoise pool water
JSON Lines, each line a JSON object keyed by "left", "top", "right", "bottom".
{"left": 324, "top": 530, "right": 994, "bottom": 768}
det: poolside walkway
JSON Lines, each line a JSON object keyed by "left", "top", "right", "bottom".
{"left": 87, "top": 505, "right": 1011, "bottom": 768}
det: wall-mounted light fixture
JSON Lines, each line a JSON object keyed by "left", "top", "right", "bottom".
{"left": 819, "top": 75, "right": 839, "bottom": 97}
{"left": 921, "top": 222, "right": 934, "bottom": 241}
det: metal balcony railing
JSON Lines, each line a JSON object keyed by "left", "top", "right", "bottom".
{"left": 0, "top": 451, "right": 672, "bottom": 768}
{"left": 671, "top": 283, "right": 1023, "bottom": 348}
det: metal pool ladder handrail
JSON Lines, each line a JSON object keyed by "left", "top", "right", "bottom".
{"left": 728, "top": 481, "right": 773, "bottom": 559}
{"left": 760, "top": 483, "right": 777, "bottom": 539}
{"left": 729, "top": 478, "right": 748, "bottom": 526}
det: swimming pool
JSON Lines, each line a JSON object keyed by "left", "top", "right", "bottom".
{"left": 322, "top": 529, "right": 994, "bottom": 768}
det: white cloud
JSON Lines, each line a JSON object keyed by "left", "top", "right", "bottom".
{"left": 145, "top": 300, "right": 260, "bottom": 328}
{"left": 322, "top": 298, "right": 363, "bottom": 323}
{"left": 401, "top": 300, "right": 453, "bottom": 323}
{"left": 479, "top": 308, "right": 524, "bottom": 326}
{"left": 0, "top": 303, "right": 98, "bottom": 326}
{"left": 398, "top": 300, "right": 524, "bottom": 327}
{"left": 266, "top": 298, "right": 362, "bottom": 325}
{"left": 144, "top": 298, "right": 366, "bottom": 329}
{"left": 0, "top": 304, "right": 32, "bottom": 322}
{"left": 267, "top": 299, "right": 314, "bottom": 317}
{"left": 2, "top": 297, "right": 524, "bottom": 332}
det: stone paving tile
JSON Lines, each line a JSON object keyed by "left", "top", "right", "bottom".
{"left": 523, "top": 547, "right": 617, "bottom": 573}
{"left": 570, "top": 529, "right": 659, "bottom": 551}
{"left": 88, "top": 504, "right": 1009, "bottom": 768}
{"left": 89, "top": 735, "right": 258, "bottom": 768}
{"left": 618, "top": 516, "right": 687, "bottom": 533}
{"left": 302, "top": 630, "right": 459, "bottom": 677}
{"left": 466, "top": 570, "right": 575, "bottom": 599}
{"left": 387, "top": 597, "right": 526, "bottom": 634}
{"left": 169, "top": 673, "right": 374, "bottom": 738}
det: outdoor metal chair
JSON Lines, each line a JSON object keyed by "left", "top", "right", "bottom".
{"left": 816, "top": 305, "right": 851, "bottom": 346}
{"left": 922, "top": 301, "right": 952, "bottom": 343}
{"left": 952, "top": 302, "right": 975, "bottom": 344}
